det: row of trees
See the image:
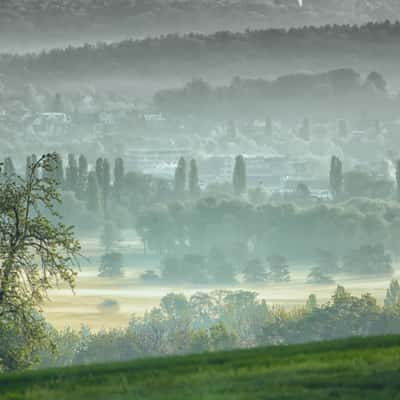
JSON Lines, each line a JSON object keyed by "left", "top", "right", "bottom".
{"left": 154, "top": 69, "right": 395, "bottom": 121}
{"left": 174, "top": 155, "right": 247, "bottom": 199}
{"left": 4, "top": 152, "right": 399, "bottom": 228}
{"left": 3, "top": 21, "right": 400, "bottom": 107}
{"left": 329, "top": 155, "right": 400, "bottom": 201}
{"left": 137, "top": 244, "right": 392, "bottom": 286}
{"left": 1, "top": 153, "right": 177, "bottom": 232}
{"left": 173, "top": 153, "right": 400, "bottom": 203}
{"left": 136, "top": 196, "right": 400, "bottom": 266}
{"left": 39, "top": 283, "right": 400, "bottom": 368}
{"left": 140, "top": 252, "right": 290, "bottom": 285}
{"left": 32, "top": 153, "right": 126, "bottom": 216}
{"left": 174, "top": 158, "right": 200, "bottom": 198}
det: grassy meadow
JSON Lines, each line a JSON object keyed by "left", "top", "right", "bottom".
{"left": 1, "top": 335, "right": 400, "bottom": 399}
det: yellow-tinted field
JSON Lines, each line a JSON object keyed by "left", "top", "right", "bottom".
{"left": 43, "top": 265, "right": 399, "bottom": 330}
{"left": 43, "top": 232, "right": 399, "bottom": 330}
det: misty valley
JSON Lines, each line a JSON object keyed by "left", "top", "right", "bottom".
{"left": 1, "top": 3, "right": 400, "bottom": 399}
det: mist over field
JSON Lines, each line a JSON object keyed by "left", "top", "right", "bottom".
{"left": 1, "top": 2, "right": 400, "bottom": 398}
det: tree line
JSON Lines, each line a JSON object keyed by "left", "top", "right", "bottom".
{"left": 38, "top": 283, "right": 400, "bottom": 369}
{"left": 0, "top": 153, "right": 176, "bottom": 232}
{"left": 136, "top": 195, "right": 400, "bottom": 273}
{"left": 153, "top": 69, "right": 396, "bottom": 120}
{"left": 2, "top": 21, "right": 400, "bottom": 88}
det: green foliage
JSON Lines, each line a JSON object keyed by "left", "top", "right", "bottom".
{"left": 3, "top": 157, "right": 15, "bottom": 177}
{"left": 73, "top": 328, "right": 140, "bottom": 366}
{"left": 52, "top": 93, "right": 63, "bottom": 113}
{"left": 2, "top": 285, "right": 400, "bottom": 374}
{"left": 329, "top": 155, "right": 343, "bottom": 200}
{"left": 208, "top": 248, "right": 236, "bottom": 284}
{"left": 188, "top": 159, "right": 200, "bottom": 198}
{"left": 77, "top": 154, "right": 88, "bottom": 200}
{"left": 0, "top": 153, "right": 80, "bottom": 371}
{"left": 57, "top": 191, "right": 100, "bottom": 233}
{"left": 113, "top": 157, "right": 124, "bottom": 204}
{"left": 209, "top": 323, "right": 238, "bottom": 351}
{"left": 101, "top": 158, "right": 111, "bottom": 215}
{"left": 48, "top": 153, "right": 65, "bottom": 187}
{"left": 97, "top": 299, "right": 120, "bottom": 314}
{"left": 243, "top": 258, "right": 268, "bottom": 282}
{"left": 65, "top": 153, "right": 78, "bottom": 193}
{"left": 344, "top": 170, "right": 394, "bottom": 199}
{"left": 233, "top": 154, "right": 247, "bottom": 196}
{"left": 307, "top": 266, "right": 334, "bottom": 285}
{"left": 95, "top": 158, "right": 104, "bottom": 192}
{"left": 385, "top": 279, "right": 400, "bottom": 308}
{"left": 342, "top": 244, "right": 393, "bottom": 276}
{"left": 98, "top": 252, "right": 124, "bottom": 278}
{"left": 100, "top": 220, "right": 121, "bottom": 252}
{"left": 174, "top": 157, "right": 186, "bottom": 198}
{"left": 160, "top": 251, "right": 235, "bottom": 284}
{"left": 86, "top": 171, "right": 100, "bottom": 214}
{"left": 189, "top": 329, "right": 210, "bottom": 353}
{"left": 267, "top": 254, "right": 290, "bottom": 282}
{"left": 139, "top": 270, "right": 160, "bottom": 283}
{"left": 153, "top": 66, "right": 396, "bottom": 120}
{"left": 305, "top": 294, "right": 318, "bottom": 312}
{"left": 366, "top": 71, "right": 387, "bottom": 93}
{"left": 137, "top": 197, "right": 400, "bottom": 260}
{"left": 396, "top": 160, "right": 400, "bottom": 200}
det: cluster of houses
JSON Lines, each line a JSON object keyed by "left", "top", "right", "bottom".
{"left": 1, "top": 107, "right": 396, "bottom": 199}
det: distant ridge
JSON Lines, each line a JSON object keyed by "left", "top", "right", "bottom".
{"left": 2, "top": 21, "right": 400, "bottom": 94}
{"left": 1, "top": 0, "right": 400, "bottom": 52}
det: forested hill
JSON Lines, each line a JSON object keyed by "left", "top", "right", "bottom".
{"left": 1, "top": 335, "right": 400, "bottom": 399}
{"left": 2, "top": 21, "right": 400, "bottom": 93}
{"left": 1, "top": 0, "right": 400, "bottom": 52}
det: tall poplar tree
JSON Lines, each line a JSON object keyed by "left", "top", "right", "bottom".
{"left": 95, "top": 158, "right": 104, "bottom": 189}
{"left": 189, "top": 159, "right": 200, "bottom": 198}
{"left": 329, "top": 155, "right": 343, "bottom": 200}
{"left": 66, "top": 153, "right": 78, "bottom": 193}
{"left": 3, "top": 157, "right": 15, "bottom": 178}
{"left": 113, "top": 157, "right": 125, "bottom": 204}
{"left": 77, "top": 154, "right": 88, "bottom": 200}
{"left": 102, "top": 158, "right": 111, "bottom": 216}
{"left": 174, "top": 157, "right": 186, "bottom": 197}
{"left": 87, "top": 171, "right": 100, "bottom": 214}
{"left": 233, "top": 155, "right": 247, "bottom": 196}
{"left": 396, "top": 160, "right": 400, "bottom": 201}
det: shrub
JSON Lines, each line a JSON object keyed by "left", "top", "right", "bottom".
{"left": 97, "top": 299, "right": 120, "bottom": 314}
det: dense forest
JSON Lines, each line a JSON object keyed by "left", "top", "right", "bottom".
{"left": 2, "top": 1, "right": 400, "bottom": 52}
{"left": 153, "top": 69, "right": 395, "bottom": 120}
{"left": 2, "top": 21, "right": 400, "bottom": 93}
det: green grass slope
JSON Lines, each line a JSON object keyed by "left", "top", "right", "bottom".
{"left": 1, "top": 336, "right": 400, "bottom": 400}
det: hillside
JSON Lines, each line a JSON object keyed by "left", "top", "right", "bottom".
{"left": 1, "top": 0, "right": 400, "bottom": 53}
{"left": 1, "top": 335, "right": 400, "bottom": 399}
{"left": 2, "top": 21, "right": 400, "bottom": 95}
